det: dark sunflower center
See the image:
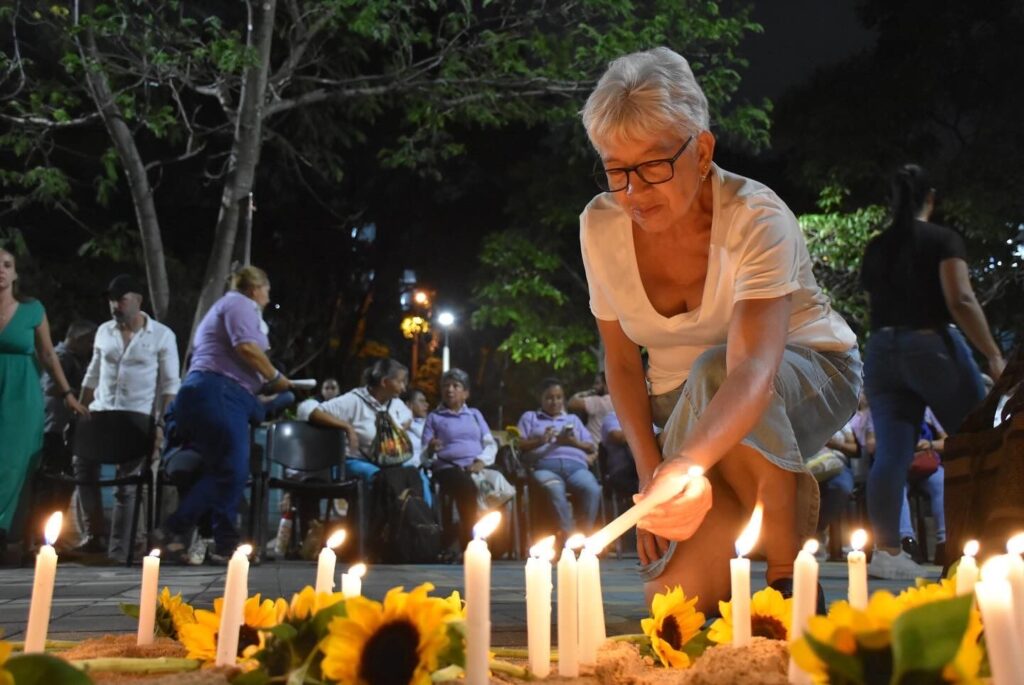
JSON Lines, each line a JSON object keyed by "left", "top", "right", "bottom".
{"left": 358, "top": 619, "right": 421, "bottom": 685}
{"left": 658, "top": 615, "right": 684, "bottom": 650}
{"left": 238, "top": 624, "right": 261, "bottom": 656}
{"left": 752, "top": 614, "right": 788, "bottom": 641}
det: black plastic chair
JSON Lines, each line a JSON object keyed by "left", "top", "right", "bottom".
{"left": 259, "top": 421, "right": 366, "bottom": 559}
{"left": 34, "top": 410, "right": 155, "bottom": 566}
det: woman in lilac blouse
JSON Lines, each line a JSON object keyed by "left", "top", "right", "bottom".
{"left": 422, "top": 368, "right": 498, "bottom": 548}
{"left": 517, "top": 378, "right": 601, "bottom": 540}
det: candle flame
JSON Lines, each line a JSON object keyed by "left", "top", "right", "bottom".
{"left": 565, "top": 533, "right": 586, "bottom": 550}
{"left": 529, "top": 535, "right": 556, "bottom": 560}
{"left": 981, "top": 555, "right": 1010, "bottom": 582}
{"left": 802, "top": 539, "right": 820, "bottom": 555}
{"left": 851, "top": 529, "right": 868, "bottom": 552}
{"left": 1007, "top": 533, "right": 1024, "bottom": 556}
{"left": 236, "top": 544, "right": 253, "bottom": 557}
{"left": 325, "top": 529, "right": 347, "bottom": 550}
{"left": 963, "top": 539, "right": 980, "bottom": 558}
{"left": 348, "top": 563, "right": 367, "bottom": 578}
{"left": 473, "top": 510, "right": 502, "bottom": 540}
{"left": 43, "top": 511, "right": 63, "bottom": 546}
{"left": 734, "top": 503, "right": 763, "bottom": 558}
{"left": 149, "top": 549, "right": 161, "bottom": 558}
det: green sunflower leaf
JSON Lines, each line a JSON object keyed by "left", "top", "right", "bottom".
{"left": 804, "top": 630, "right": 865, "bottom": 684}
{"left": 232, "top": 669, "right": 270, "bottom": 685}
{"left": 310, "top": 602, "right": 348, "bottom": 637}
{"left": 436, "top": 621, "right": 466, "bottom": 669}
{"left": 6, "top": 654, "right": 94, "bottom": 685}
{"left": 267, "top": 623, "right": 298, "bottom": 641}
{"left": 118, "top": 602, "right": 140, "bottom": 619}
{"left": 681, "top": 629, "right": 713, "bottom": 660}
{"left": 891, "top": 594, "right": 972, "bottom": 685}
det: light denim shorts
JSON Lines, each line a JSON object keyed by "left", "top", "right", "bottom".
{"left": 640, "top": 344, "right": 863, "bottom": 581}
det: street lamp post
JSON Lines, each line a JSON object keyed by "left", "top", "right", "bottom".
{"left": 438, "top": 311, "right": 455, "bottom": 373}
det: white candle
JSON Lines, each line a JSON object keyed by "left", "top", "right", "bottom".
{"left": 955, "top": 540, "right": 980, "bottom": 597}
{"left": 315, "top": 530, "right": 346, "bottom": 595}
{"left": 136, "top": 549, "right": 161, "bottom": 646}
{"left": 848, "top": 529, "right": 868, "bottom": 610}
{"left": 1007, "top": 534, "right": 1024, "bottom": 643}
{"left": 215, "top": 544, "right": 252, "bottom": 667}
{"left": 24, "top": 512, "right": 63, "bottom": 654}
{"left": 731, "top": 504, "right": 763, "bottom": 647}
{"left": 465, "top": 511, "right": 501, "bottom": 685}
{"left": 788, "top": 539, "right": 820, "bottom": 684}
{"left": 587, "top": 466, "right": 703, "bottom": 551}
{"left": 557, "top": 534, "right": 584, "bottom": 676}
{"left": 577, "top": 543, "right": 606, "bottom": 665}
{"left": 341, "top": 563, "right": 366, "bottom": 598}
{"left": 525, "top": 536, "right": 555, "bottom": 679}
{"left": 975, "top": 556, "right": 1024, "bottom": 684}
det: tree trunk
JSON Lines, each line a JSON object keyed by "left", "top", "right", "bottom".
{"left": 188, "top": 0, "right": 278, "bottom": 348}
{"left": 78, "top": 12, "right": 170, "bottom": 321}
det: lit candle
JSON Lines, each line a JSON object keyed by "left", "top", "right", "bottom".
{"left": 975, "top": 556, "right": 1024, "bottom": 683}
{"left": 525, "top": 536, "right": 555, "bottom": 679}
{"left": 731, "top": 504, "right": 763, "bottom": 647}
{"left": 215, "top": 544, "right": 252, "bottom": 667}
{"left": 848, "top": 529, "right": 868, "bottom": 610}
{"left": 136, "top": 549, "right": 161, "bottom": 646}
{"left": 341, "top": 563, "right": 366, "bottom": 598}
{"left": 1007, "top": 533, "right": 1024, "bottom": 642}
{"left": 955, "top": 540, "right": 980, "bottom": 596}
{"left": 558, "top": 534, "right": 584, "bottom": 676}
{"left": 465, "top": 511, "right": 502, "bottom": 685}
{"left": 24, "top": 512, "right": 63, "bottom": 653}
{"left": 788, "top": 539, "right": 820, "bottom": 684}
{"left": 587, "top": 466, "right": 704, "bottom": 551}
{"left": 577, "top": 542, "right": 606, "bottom": 666}
{"left": 315, "top": 529, "right": 346, "bottom": 595}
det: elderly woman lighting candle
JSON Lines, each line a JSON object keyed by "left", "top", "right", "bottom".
{"left": 578, "top": 47, "right": 860, "bottom": 613}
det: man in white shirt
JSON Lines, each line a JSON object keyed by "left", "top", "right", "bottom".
{"left": 74, "top": 274, "right": 180, "bottom": 560}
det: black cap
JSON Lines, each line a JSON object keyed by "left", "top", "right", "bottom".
{"left": 104, "top": 274, "right": 144, "bottom": 300}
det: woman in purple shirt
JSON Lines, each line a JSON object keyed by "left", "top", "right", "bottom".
{"left": 156, "top": 266, "right": 293, "bottom": 563}
{"left": 422, "top": 368, "right": 498, "bottom": 548}
{"left": 517, "top": 378, "right": 601, "bottom": 539}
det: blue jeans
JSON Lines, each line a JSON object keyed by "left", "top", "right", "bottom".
{"left": 900, "top": 466, "right": 946, "bottom": 543}
{"left": 818, "top": 466, "right": 854, "bottom": 535}
{"left": 865, "top": 327, "right": 983, "bottom": 548}
{"left": 164, "top": 371, "right": 265, "bottom": 551}
{"left": 532, "top": 457, "right": 601, "bottom": 534}
{"left": 345, "top": 458, "right": 433, "bottom": 507}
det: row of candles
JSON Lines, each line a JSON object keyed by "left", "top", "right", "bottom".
{"left": 23, "top": 473, "right": 1024, "bottom": 685}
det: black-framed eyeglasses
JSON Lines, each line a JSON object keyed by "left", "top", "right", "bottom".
{"left": 592, "top": 136, "right": 694, "bottom": 192}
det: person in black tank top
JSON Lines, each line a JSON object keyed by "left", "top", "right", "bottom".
{"left": 860, "top": 164, "right": 1004, "bottom": 581}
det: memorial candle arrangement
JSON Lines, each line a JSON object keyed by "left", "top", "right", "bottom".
{"left": 975, "top": 555, "right": 1024, "bottom": 683}
{"left": 558, "top": 534, "right": 585, "bottom": 676}
{"left": 731, "top": 504, "right": 763, "bottom": 647}
{"left": 577, "top": 541, "right": 607, "bottom": 666}
{"left": 848, "top": 529, "right": 868, "bottom": 610}
{"left": 341, "top": 563, "right": 367, "bottom": 598}
{"left": 955, "top": 540, "right": 980, "bottom": 597}
{"left": 315, "top": 529, "right": 346, "bottom": 594}
{"left": 1006, "top": 533, "right": 1024, "bottom": 641}
{"left": 788, "top": 539, "right": 819, "bottom": 685}
{"left": 465, "top": 511, "right": 502, "bottom": 685}
{"left": 525, "top": 535, "right": 555, "bottom": 678}
{"left": 215, "top": 544, "right": 252, "bottom": 666}
{"left": 24, "top": 512, "right": 63, "bottom": 653}
{"left": 136, "top": 549, "right": 161, "bottom": 646}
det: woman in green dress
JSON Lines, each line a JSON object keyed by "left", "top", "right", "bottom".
{"left": 0, "top": 248, "right": 87, "bottom": 554}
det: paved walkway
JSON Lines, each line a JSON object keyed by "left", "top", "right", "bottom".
{"left": 0, "top": 558, "right": 932, "bottom": 645}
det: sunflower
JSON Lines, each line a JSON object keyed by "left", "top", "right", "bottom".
{"left": 441, "top": 590, "right": 466, "bottom": 622}
{"left": 895, "top": 580, "right": 983, "bottom": 683}
{"left": 287, "top": 586, "right": 345, "bottom": 622}
{"left": 178, "top": 594, "right": 286, "bottom": 663}
{"left": 159, "top": 587, "right": 196, "bottom": 635}
{"left": 319, "top": 583, "right": 451, "bottom": 685}
{"left": 708, "top": 587, "right": 792, "bottom": 645}
{"left": 0, "top": 639, "right": 13, "bottom": 685}
{"left": 640, "top": 586, "right": 705, "bottom": 668}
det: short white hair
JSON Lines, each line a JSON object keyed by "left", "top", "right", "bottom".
{"left": 581, "top": 47, "right": 710, "bottom": 148}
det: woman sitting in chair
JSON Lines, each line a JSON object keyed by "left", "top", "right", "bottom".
{"left": 517, "top": 378, "right": 601, "bottom": 541}
{"left": 422, "top": 368, "right": 509, "bottom": 549}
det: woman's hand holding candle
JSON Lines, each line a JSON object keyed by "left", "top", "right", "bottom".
{"left": 635, "top": 461, "right": 712, "bottom": 541}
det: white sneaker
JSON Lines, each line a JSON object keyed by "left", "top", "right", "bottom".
{"left": 868, "top": 549, "right": 930, "bottom": 580}
{"left": 188, "top": 536, "right": 212, "bottom": 566}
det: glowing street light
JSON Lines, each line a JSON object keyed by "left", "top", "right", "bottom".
{"left": 438, "top": 311, "right": 455, "bottom": 372}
